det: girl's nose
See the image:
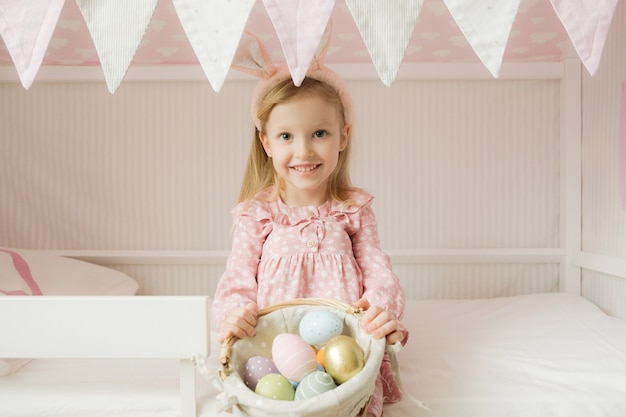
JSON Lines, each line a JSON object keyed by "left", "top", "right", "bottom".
{"left": 295, "top": 137, "right": 313, "bottom": 158}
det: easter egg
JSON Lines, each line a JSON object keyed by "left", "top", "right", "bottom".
{"left": 299, "top": 310, "right": 344, "bottom": 346}
{"left": 324, "top": 335, "right": 365, "bottom": 384}
{"left": 255, "top": 373, "right": 295, "bottom": 401}
{"left": 272, "top": 333, "right": 318, "bottom": 382}
{"left": 294, "top": 371, "right": 337, "bottom": 400}
{"left": 244, "top": 356, "right": 279, "bottom": 391}
{"left": 316, "top": 346, "right": 326, "bottom": 368}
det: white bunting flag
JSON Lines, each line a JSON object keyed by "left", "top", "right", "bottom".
{"left": 262, "top": 0, "right": 335, "bottom": 86}
{"left": 0, "top": 0, "right": 64, "bottom": 89}
{"left": 173, "top": 0, "right": 255, "bottom": 92}
{"left": 345, "top": 0, "right": 422, "bottom": 87}
{"left": 550, "top": 0, "right": 618, "bottom": 75}
{"left": 76, "top": 0, "right": 158, "bottom": 93}
{"left": 443, "top": 0, "right": 521, "bottom": 77}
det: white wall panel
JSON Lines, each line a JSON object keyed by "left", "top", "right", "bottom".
{"left": 581, "top": 0, "right": 626, "bottom": 258}
{"left": 102, "top": 262, "right": 560, "bottom": 300}
{"left": 349, "top": 79, "right": 560, "bottom": 250}
{"left": 396, "top": 263, "right": 559, "bottom": 300}
{"left": 0, "top": 81, "right": 254, "bottom": 250}
{"left": 578, "top": 0, "right": 626, "bottom": 309}
{"left": 582, "top": 270, "right": 626, "bottom": 320}
{"left": 108, "top": 264, "right": 223, "bottom": 296}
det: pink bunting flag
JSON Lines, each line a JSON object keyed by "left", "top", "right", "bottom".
{"left": 443, "top": 0, "right": 521, "bottom": 77}
{"left": 550, "top": 0, "right": 618, "bottom": 75}
{"left": 0, "top": 0, "right": 65, "bottom": 89}
{"left": 345, "top": 0, "right": 422, "bottom": 87}
{"left": 262, "top": 0, "right": 335, "bottom": 86}
{"left": 619, "top": 81, "right": 626, "bottom": 209}
{"left": 76, "top": 0, "right": 158, "bottom": 93}
{"left": 173, "top": 0, "right": 255, "bottom": 92}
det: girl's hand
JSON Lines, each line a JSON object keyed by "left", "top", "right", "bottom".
{"left": 355, "top": 298, "right": 404, "bottom": 345}
{"left": 218, "top": 302, "right": 258, "bottom": 343}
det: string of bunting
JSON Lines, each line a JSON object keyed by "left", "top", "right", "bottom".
{"left": 0, "top": 0, "right": 619, "bottom": 93}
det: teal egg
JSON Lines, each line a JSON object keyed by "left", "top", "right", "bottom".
{"left": 294, "top": 371, "right": 337, "bottom": 400}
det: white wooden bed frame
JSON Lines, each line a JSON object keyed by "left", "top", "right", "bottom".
{"left": 2, "top": 59, "right": 626, "bottom": 416}
{"left": 0, "top": 296, "right": 209, "bottom": 417}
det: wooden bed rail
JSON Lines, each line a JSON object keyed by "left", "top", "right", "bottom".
{"left": 0, "top": 296, "right": 209, "bottom": 417}
{"left": 0, "top": 296, "right": 209, "bottom": 358}
{"left": 36, "top": 248, "right": 566, "bottom": 265}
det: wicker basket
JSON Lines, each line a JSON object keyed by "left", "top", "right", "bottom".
{"left": 218, "top": 298, "right": 386, "bottom": 417}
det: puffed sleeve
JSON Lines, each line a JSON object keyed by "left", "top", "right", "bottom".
{"left": 350, "top": 196, "right": 409, "bottom": 345}
{"left": 210, "top": 200, "right": 273, "bottom": 328}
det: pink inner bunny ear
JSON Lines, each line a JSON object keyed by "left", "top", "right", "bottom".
{"left": 231, "top": 31, "right": 276, "bottom": 79}
{"left": 313, "top": 19, "right": 333, "bottom": 66}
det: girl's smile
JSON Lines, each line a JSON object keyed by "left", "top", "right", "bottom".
{"left": 291, "top": 164, "right": 320, "bottom": 174}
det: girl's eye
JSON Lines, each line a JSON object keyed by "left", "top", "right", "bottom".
{"left": 279, "top": 133, "right": 291, "bottom": 141}
{"left": 314, "top": 130, "right": 327, "bottom": 138}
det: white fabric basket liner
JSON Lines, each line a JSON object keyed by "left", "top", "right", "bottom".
{"left": 219, "top": 299, "right": 387, "bottom": 417}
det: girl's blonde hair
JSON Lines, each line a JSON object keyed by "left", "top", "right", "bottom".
{"left": 238, "top": 77, "right": 354, "bottom": 205}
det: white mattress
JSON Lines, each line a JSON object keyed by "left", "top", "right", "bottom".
{"left": 1, "top": 293, "right": 626, "bottom": 417}
{"left": 389, "top": 293, "right": 626, "bottom": 417}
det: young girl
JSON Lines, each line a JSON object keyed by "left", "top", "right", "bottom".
{"left": 212, "top": 51, "right": 407, "bottom": 417}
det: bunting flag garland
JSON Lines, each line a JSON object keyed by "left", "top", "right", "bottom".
{"left": 443, "top": 0, "right": 521, "bottom": 78}
{"left": 0, "top": 0, "right": 64, "bottom": 89}
{"left": 0, "top": 0, "right": 622, "bottom": 91}
{"left": 549, "top": 0, "right": 618, "bottom": 75}
{"left": 262, "top": 0, "right": 336, "bottom": 86}
{"left": 76, "top": 0, "right": 158, "bottom": 93}
{"left": 173, "top": 0, "right": 255, "bottom": 92}
{"left": 345, "top": 0, "right": 422, "bottom": 87}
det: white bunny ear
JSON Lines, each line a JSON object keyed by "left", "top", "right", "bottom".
{"left": 231, "top": 31, "right": 277, "bottom": 79}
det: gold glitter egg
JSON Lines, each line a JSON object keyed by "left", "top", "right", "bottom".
{"left": 323, "top": 335, "right": 365, "bottom": 384}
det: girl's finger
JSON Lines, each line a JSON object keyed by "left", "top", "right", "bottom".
{"left": 370, "top": 317, "right": 398, "bottom": 338}
{"left": 360, "top": 305, "right": 384, "bottom": 327}
{"left": 364, "top": 308, "right": 394, "bottom": 330}
{"left": 385, "top": 330, "right": 404, "bottom": 345}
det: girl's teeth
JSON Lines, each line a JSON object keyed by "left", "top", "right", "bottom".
{"left": 294, "top": 165, "right": 317, "bottom": 172}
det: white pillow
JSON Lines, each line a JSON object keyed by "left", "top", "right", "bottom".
{"left": 0, "top": 247, "right": 140, "bottom": 375}
{"left": 0, "top": 248, "right": 139, "bottom": 296}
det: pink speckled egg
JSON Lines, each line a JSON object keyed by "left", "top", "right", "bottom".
{"left": 244, "top": 356, "right": 279, "bottom": 391}
{"left": 272, "top": 333, "right": 318, "bottom": 382}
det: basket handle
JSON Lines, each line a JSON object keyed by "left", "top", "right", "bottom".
{"left": 218, "top": 298, "right": 365, "bottom": 379}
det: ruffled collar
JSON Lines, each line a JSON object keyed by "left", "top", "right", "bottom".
{"left": 240, "top": 186, "right": 372, "bottom": 227}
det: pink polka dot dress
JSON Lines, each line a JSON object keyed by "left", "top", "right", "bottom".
{"left": 211, "top": 186, "right": 407, "bottom": 414}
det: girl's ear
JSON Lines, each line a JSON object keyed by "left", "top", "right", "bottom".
{"left": 339, "top": 124, "right": 351, "bottom": 151}
{"left": 259, "top": 132, "right": 272, "bottom": 157}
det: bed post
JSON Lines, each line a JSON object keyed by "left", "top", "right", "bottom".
{"left": 180, "top": 358, "right": 197, "bottom": 417}
{"left": 560, "top": 55, "right": 583, "bottom": 294}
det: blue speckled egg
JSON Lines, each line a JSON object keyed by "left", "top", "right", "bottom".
{"left": 299, "top": 310, "right": 344, "bottom": 346}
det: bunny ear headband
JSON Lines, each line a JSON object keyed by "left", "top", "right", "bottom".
{"left": 231, "top": 23, "right": 353, "bottom": 132}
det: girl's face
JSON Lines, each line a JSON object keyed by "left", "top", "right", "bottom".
{"left": 260, "top": 93, "right": 350, "bottom": 207}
